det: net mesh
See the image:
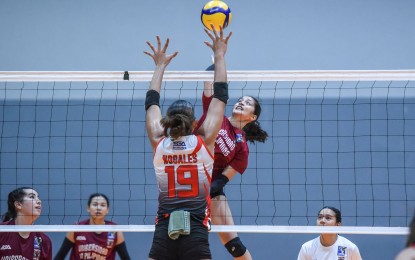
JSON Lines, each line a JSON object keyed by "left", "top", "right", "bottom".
{"left": 1, "top": 71, "right": 414, "bottom": 233}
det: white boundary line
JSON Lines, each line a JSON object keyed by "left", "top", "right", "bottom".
{"left": 0, "top": 225, "right": 408, "bottom": 235}
{"left": 0, "top": 70, "right": 415, "bottom": 82}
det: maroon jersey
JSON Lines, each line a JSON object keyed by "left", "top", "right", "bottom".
{"left": 0, "top": 220, "right": 52, "bottom": 260}
{"left": 195, "top": 94, "right": 249, "bottom": 180}
{"left": 70, "top": 219, "right": 118, "bottom": 260}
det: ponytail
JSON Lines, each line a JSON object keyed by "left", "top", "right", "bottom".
{"left": 243, "top": 121, "right": 268, "bottom": 144}
{"left": 161, "top": 100, "right": 195, "bottom": 140}
{"left": 161, "top": 113, "right": 194, "bottom": 140}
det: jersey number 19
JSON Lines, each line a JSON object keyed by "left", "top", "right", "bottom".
{"left": 165, "top": 165, "right": 199, "bottom": 198}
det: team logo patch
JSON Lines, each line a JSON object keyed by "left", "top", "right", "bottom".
{"left": 337, "top": 246, "right": 347, "bottom": 257}
{"left": 34, "top": 236, "right": 42, "bottom": 250}
{"left": 236, "top": 133, "right": 244, "bottom": 143}
{"left": 33, "top": 236, "right": 42, "bottom": 260}
{"left": 107, "top": 232, "right": 115, "bottom": 248}
{"left": 173, "top": 141, "right": 186, "bottom": 150}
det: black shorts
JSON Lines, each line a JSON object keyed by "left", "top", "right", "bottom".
{"left": 148, "top": 217, "right": 211, "bottom": 260}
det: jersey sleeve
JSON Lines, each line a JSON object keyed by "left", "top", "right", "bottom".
{"left": 350, "top": 245, "right": 363, "bottom": 260}
{"left": 193, "top": 93, "right": 214, "bottom": 134}
{"left": 202, "top": 93, "right": 213, "bottom": 113}
{"left": 297, "top": 244, "right": 309, "bottom": 260}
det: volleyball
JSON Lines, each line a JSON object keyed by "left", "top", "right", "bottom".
{"left": 201, "top": 1, "right": 232, "bottom": 31}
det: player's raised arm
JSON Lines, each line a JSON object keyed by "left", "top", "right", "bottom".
{"left": 199, "top": 25, "right": 232, "bottom": 152}
{"left": 203, "top": 59, "right": 215, "bottom": 98}
{"left": 143, "top": 36, "right": 178, "bottom": 150}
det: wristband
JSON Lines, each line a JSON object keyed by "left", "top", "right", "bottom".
{"left": 115, "top": 241, "right": 131, "bottom": 260}
{"left": 54, "top": 237, "right": 74, "bottom": 259}
{"left": 211, "top": 174, "right": 229, "bottom": 194}
{"left": 213, "top": 82, "right": 229, "bottom": 104}
{"left": 145, "top": 90, "right": 160, "bottom": 111}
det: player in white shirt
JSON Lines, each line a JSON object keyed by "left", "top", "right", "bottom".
{"left": 297, "top": 206, "right": 362, "bottom": 260}
{"left": 144, "top": 25, "right": 232, "bottom": 260}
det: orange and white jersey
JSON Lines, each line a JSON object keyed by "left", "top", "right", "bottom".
{"left": 153, "top": 135, "right": 214, "bottom": 218}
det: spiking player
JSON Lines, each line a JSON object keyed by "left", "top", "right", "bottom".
{"left": 194, "top": 64, "right": 268, "bottom": 260}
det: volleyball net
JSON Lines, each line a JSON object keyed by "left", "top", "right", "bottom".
{"left": 0, "top": 70, "right": 414, "bottom": 235}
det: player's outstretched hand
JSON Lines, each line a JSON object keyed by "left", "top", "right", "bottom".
{"left": 144, "top": 36, "right": 178, "bottom": 68}
{"left": 204, "top": 24, "right": 232, "bottom": 57}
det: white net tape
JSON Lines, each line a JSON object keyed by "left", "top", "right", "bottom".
{"left": 1, "top": 70, "right": 415, "bottom": 82}
{"left": 0, "top": 224, "right": 408, "bottom": 235}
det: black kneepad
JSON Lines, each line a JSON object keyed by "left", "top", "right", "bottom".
{"left": 224, "top": 237, "right": 247, "bottom": 257}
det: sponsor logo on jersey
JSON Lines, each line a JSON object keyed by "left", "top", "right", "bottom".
{"left": 173, "top": 141, "right": 186, "bottom": 150}
{"left": 76, "top": 236, "right": 87, "bottom": 241}
{"left": 0, "top": 245, "right": 11, "bottom": 250}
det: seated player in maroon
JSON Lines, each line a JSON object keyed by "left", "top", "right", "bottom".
{"left": 0, "top": 187, "right": 52, "bottom": 260}
{"left": 54, "top": 193, "right": 131, "bottom": 260}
